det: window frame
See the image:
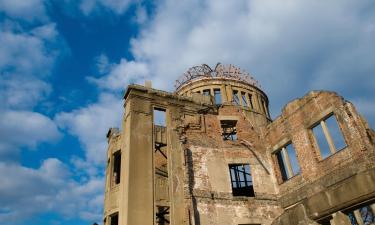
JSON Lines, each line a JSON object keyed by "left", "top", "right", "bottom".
{"left": 310, "top": 113, "right": 347, "bottom": 160}
{"left": 273, "top": 142, "right": 300, "bottom": 182}
{"left": 214, "top": 88, "right": 222, "bottom": 105}
{"left": 247, "top": 93, "right": 254, "bottom": 109}
{"left": 112, "top": 150, "right": 121, "bottom": 185}
{"left": 202, "top": 89, "right": 211, "bottom": 96}
{"left": 220, "top": 120, "right": 238, "bottom": 141}
{"left": 232, "top": 90, "right": 240, "bottom": 105}
{"left": 241, "top": 92, "right": 248, "bottom": 107}
{"left": 228, "top": 164, "right": 255, "bottom": 197}
{"left": 261, "top": 99, "right": 268, "bottom": 116}
{"left": 153, "top": 107, "right": 167, "bottom": 127}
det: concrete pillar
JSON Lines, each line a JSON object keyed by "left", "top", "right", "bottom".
{"left": 330, "top": 212, "right": 352, "bottom": 225}
{"left": 370, "top": 203, "right": 375, "bottom": 214}
{"left": 168, "top": 106, "right": 187, "bottom": 225}
{"left": 353, "top": 209, "right": 364, "bottom": 225}
{"left": 123, "top": 98, "right": 154, "bottom": 225}
{"left": 254, "top": 93, "right": 262, "bottom": 113}
{"left": 221, "top": 84, "right": 227, "bottom": 103}
{"left": 281, "top": 147, "right": 293, "bottom": 178}
{"left": 226, "top": 85, "right": 233, "bottom": 103}
{"left": 321, "top": 120, "right": 337, "bottom": 154}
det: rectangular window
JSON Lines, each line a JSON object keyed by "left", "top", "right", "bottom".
{"left": 232, "top": 90, "right": 240, "bottom": 105}
{"left": 274, "top": 143, "right": 300, "bottom": 181}
{"left": 241, "top": 92, "right": 248, "bottom": 107}
{"left": 113, "top": 151, "right": 121, "bottom": 184}
{"left": 214, "top": 89, "right": 222, "bottom": 105}
{"left": 110, "top": 213, "right": 119, "bottom": 225}
{"left": 154, "top": 108, "right": 166, "bottom": 127}
{"left": 221, "top": 120, "right": 237, "bottom": 141}
{"left": 229, "top": 164, "right": 255, "bottom": 197}
{"left": 312, "top": 114, "right": 346, "bottom": 159}
{"left": 248, "top": 94, "right": 254, "bottom": 109}
{"left": 202, "top": 89, "right": 211, "bottom": 96}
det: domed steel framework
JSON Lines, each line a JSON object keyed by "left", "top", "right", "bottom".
{"left": 175, "top": 63, "right": 260, "bottom": 91}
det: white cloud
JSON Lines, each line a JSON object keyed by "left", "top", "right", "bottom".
{"left": 0, "top": 159, "right": 104, "bottom": 224}
{"left": 31, "top": 23, "right": 59, "bottom": 40}
{"left": 88, "top": 58, "right": 149, "bottom": 91}
{"left": 55, "top": 93, "right": 123, "bottom": 165}
{"left": 0, "top": 110, "right": 61, "bottom": 160}
{"left": 0, "top": 0, "right": 48, "bottom": 22}
{"left": 53, "top": 175, "right": 104, "bottom": 221}
{"left": 0, "top": 16, "right": 66, "bottom": 220}
{"left": 0, "top": 28, "right": 56, "bottom": 76}
{"left": 0, "top": 76, "right": 52, "bottom": 110}
{"left": 0, "top": 23, "right": 60, "bottom": 110}
{"left": 0, "top": 1, "right": 107, "bottom": 223}
{"left": 127, "top": 0, "right": 375, "bottom": 123}
{"left": 0, "top": 21, "right": 62, "bottom": 157}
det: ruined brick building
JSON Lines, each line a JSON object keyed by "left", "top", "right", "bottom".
{"left": 103, "top": 64, "right": 375, "bottom": 225}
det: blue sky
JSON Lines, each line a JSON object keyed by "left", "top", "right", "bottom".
{"left": 0, "top": 0, "right": 374, "bottom": 224}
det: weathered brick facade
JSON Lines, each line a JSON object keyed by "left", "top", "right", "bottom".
{"left": 103, "top": 64, "right": 375, "bottom": 225}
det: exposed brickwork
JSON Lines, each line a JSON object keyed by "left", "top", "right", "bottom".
{"left": 103, "top": 66, "right": 375, "bottom": 225}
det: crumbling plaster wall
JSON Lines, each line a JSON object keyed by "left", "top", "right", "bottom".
{"left": 186, "top": 145, "right": 283, "bottom": 225}
{"left": 183, "top": 104, "right": 283, "bottom": 225}
{"left": 103, "top": 84, "right": 375, "bottom": 225}
{"left": 265, "top": 91, "right": 375, "bottom": 224}
{"left": 265, "top": 91, "right": 375, "bottom": 202}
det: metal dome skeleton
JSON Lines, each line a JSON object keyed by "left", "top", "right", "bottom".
{"left": 174, "top": 63, "right": 261, "bottom": 91}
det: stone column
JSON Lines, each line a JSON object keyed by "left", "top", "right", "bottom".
{"left": 330, "top": 212, "right": 352, "bottom": 225}
{"left": 123, "top": 97, "right": 154, "bottom": 225}
{"left": 353, "top": 210, "right": 364, "bottom": 225}
{"left": 167, "top": 106, "right": 188, "bottom": 225}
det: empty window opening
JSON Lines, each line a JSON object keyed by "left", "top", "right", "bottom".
{"left": 275, "top": 143, "right": 300, "bottom": 182}
{"left": 232, "top": 90, "right": 240, "bottom": 105}
{"left": 221, "top": 120, "right": 237, "bottom": 141}
{"left": 202, "top": 89, "right": 211, "bottom": 96}
{"left": 241, "top": 92, "right": 248, "bottom": 107}
{"left": 312, "top": 114, "right": 346, "bottom": 159}
{"left": 214, "top": 89, "right": 222, "bottom": 105}
{"left": 229, "top": 164, "right": 255, "bottom": 197}
{"left": 347, "top": 204, "right": 375, "bottom": 225}
{"left": 154, "top": 108, "right": 166, "bottom": 127}
{"left": 110, "top": 213, "right": 119, "bottom": 225}
{"left": 248, "top": 94, "right": 254, "bottom": 109}
{"left": 113, "top": 151, "right": 121, "bottom": 185}
{"left": 156, "top": 206, "right": 170, "bottom": 225}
